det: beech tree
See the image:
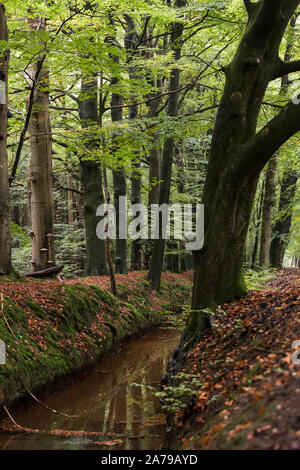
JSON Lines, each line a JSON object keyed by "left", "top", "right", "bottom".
{"left": 79, "top": 75, "right": 107, "bottom": 275}
{"left": 185, "top": 0, "right": 300, "bottom": 343}
{"left": 27, "top": 17, "right": 56, "bottom": 272}
{"left": 0, "top": 3, "right": 11, "bottom": 276}
{"left": 148, "top": 0, "right": 186, "bottom": 288}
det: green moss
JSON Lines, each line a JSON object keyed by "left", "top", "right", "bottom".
{"left": 25, "top": 297, "right": 47, "bottom": 319}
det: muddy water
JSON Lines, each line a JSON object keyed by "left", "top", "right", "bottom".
{"left": 0, "top": 326, "right": 180, "bottom": 450}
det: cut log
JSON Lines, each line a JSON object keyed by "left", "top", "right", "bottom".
{"left": 24, "top": 264, "right": 63, "bottom": 278}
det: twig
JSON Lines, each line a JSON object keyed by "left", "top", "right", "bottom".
{"left": 103, "top": 83, "right": 194, "bottom": 113}
{"left": 0, "top": 293, "right": 17, "bottom": 340}
{"left": 1, "top": 300, "right": 78, "bottom": 420}
{"left": 23, "top": 386, "right": 80, "bottom": 418}
{"left": 253, "top": 346, "right": 286, "bottom": 355}
{"left": 3, "top": 405, "right": 26, "bottom": 431}
{"left": 1, "top": 407, "right": 128, "bottom": 438}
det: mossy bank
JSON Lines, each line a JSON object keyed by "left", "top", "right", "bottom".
{"left": 0, "top": 272, "right": 192, "bottom": 411}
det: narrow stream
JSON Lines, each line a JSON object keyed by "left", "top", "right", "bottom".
{"left": 0, "top": 326, "right": 180, "bottom": 450}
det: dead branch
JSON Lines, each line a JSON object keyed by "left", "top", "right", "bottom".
{"left": 24, "top": 264, "right": 63, "bottom": 278}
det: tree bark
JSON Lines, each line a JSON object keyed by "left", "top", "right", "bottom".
{"left": 185, "top": 0, "right": 300, "bottom": 345}
{"left": 79, "top": 75, "right": 107, "bottom": 276}
{"left": 259, "top": 155, "right": 277, "bottom": 267}
{"left": 28, "top": 17, "right": 55, "bottom": 272}
{"left": 0, "top": 3, "right": 11, "bottom": 276}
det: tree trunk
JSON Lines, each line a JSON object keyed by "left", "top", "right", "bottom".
{"left": 259, "top": 155, "right": 277, "bottom": 267}
{"left": 143, "top": 80, "right": 162, "bottom": 270}
{"left": 148, "top": 0, "right": 185, "bottom": 289}
{"left": 79, "top": 75, "right": 107, "bottom": 276}
{"left": 270, "top": 170, "right": 298, "bottom": 268}
{"left": 112, "top": 166, "right": 127, "bottom": 274}
{"left": 250, "top": 180, "right": 265, "bottom": 268}
{"left": 0, "top": 3, "right": 11, "bottom": 276}
{"left": 185, "top": 0, "right": 300, "bottom": 345}
{"left": 103, "top": 169, "right": 118, "bottom": 296}
{"left": 111, "top": 91, "right": 127, "bottom": 274}
{"left": 130, "top": 156, "right": 142, "bottom": 270}
{"left": 124, "top": 15, "right": 142, "bottom": 271}
{"left": 66, "top": 174, "right": 74, "bottom": 225}
{"left": 28, "top": 17, "right": 55, "bottom": 272}
{"left": 148, "top": 80, "right": 162, "bottom": 207}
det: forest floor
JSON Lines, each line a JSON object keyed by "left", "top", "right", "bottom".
{"left": 167, "top": 268, "right": 300, "bottom": 450}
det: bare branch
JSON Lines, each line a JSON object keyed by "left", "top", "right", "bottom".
{"left": 103, "top": 83, "right": 194, "bottom": 113}
{"left": 49, "top": 105, "right": 78, "bottom": 112}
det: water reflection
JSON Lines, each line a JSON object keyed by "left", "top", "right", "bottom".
{"left": 0, "top": 327, "right": 180, "bottom": 450}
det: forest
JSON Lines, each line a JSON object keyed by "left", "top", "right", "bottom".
{"left": 0, "top": 0, "right": 299, "bottom": 455}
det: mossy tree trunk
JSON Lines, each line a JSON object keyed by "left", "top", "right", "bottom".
{"left": 185, "top": 0, "right": 300, "bottom": 345}
{"left": 0, "top": 3, "right": 11, "bottom": 276}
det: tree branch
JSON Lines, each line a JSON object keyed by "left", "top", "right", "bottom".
{"left": 55, "top": 183, "right": 83, "bottom": 196}
{"left": 49, "top": 105, "right": 78, "bottom": 112}
{"left": 239, "top": 96, "right": 300, "bottom": 178}
{"left": 243, "top": 0, "right": 257, "bottom": 16}
{"left": 103, "top": 83, "right": 194, "bottom": 113}
{"left": 272, "top": 59, "right": 300, "bottom": 80}
{"left": 246, "top": 0, "right": 284, "bottom": 46}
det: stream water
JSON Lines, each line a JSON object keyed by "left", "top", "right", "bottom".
{"left": 0, "top": 326, "right": 180, "bottom": 450}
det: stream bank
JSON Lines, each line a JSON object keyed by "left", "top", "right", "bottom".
{"left": 0, "top": 272, "right": 192, "bottom": 413}
{"left": 0, "top": 326, "right": 181, "bottom": 450}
